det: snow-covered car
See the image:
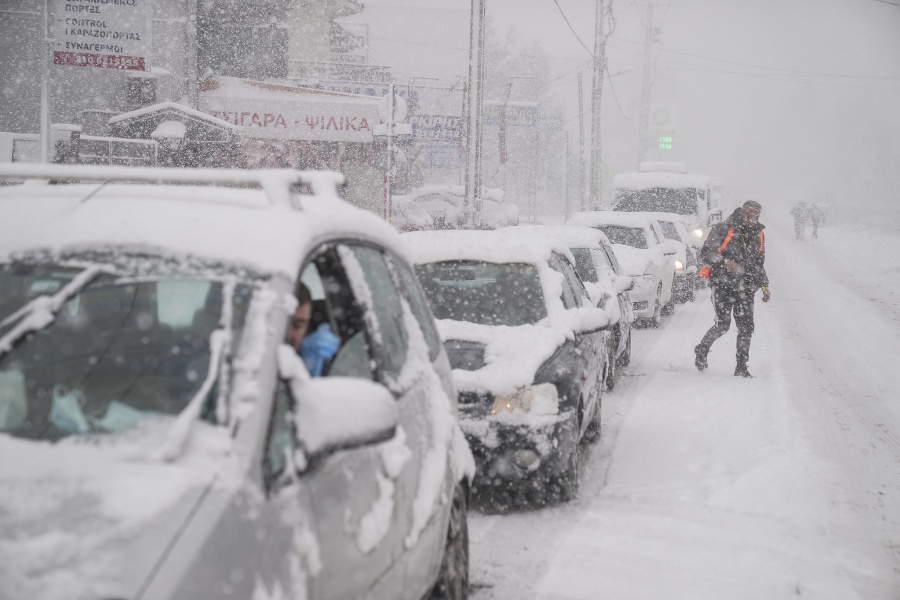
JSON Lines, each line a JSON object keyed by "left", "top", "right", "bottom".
{"left": 479, "top": 188, "right": 519, "bottom": 229}
{"left": 405, "top": 184, "right": 519, "bottom": 230}
{"left": 567, "top": 211, "right": 678, "bottom": 327}
{"left": 506, "top": 224, "right": 635, "bottom": 391}
{"left": 391, "top": 195, "right": 435, "bottom": 231}
{"left": 0, "top": 164, "right": 474, "bottom": 600}
{"left": 405, "top": 229, "right": 612, "bottom": 509}
{"left": 643, "top": 211, "right": 701, "bottom": 302}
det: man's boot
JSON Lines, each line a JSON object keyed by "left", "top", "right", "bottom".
{"left": 694, "top": 345, "right": 708, "bottom": 372}
{"left": 734, "top": 363, "right": 753, "bottom": 378}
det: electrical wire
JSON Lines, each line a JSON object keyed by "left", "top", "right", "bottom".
{"left": 549, "top": 0, "right": 595, "bottom": 58}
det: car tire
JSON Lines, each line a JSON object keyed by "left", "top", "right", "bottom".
{"left": 604, "top": 343, "right": 616, "bottom": 392}
{"left": 649, "top": 286, "right": 662, "bottom": 328}
{"left": 582, "top": 390, "right": 602, "bottom": 444}
{"left": 617, "top": 330, "right": 632, "bottom": 367}
{"left": 429, "top": 483, "right": 469, "bottom": 600}
{"left": 661, "top": 282, "right": 675, "bottom": 316}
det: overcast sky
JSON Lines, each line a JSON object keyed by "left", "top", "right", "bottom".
{"left": 361, "top": 0, "right": 900, "bottom": 206}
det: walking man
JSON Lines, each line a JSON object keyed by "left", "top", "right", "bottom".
{"left": 810, "top": 203, "right": 825, "bottom": 239}
{"left": 694, "top": 200, "right": 771, "bottom": 377}
{"left": 790, "top": 201, "right": 810, "bottom": 240}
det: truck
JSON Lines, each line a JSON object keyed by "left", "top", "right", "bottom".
{"left": 612, "top": 162, "right": 723, "bottom": 246}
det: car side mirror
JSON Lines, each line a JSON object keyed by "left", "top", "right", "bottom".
{"left": 615, "top": 275, "right": 634, "bottom": 294}
{"left": 659, "top": 241, "right": 678, "bottom": 256}
{"left": 276, "top": 345, "right": 398, "bottom": 462}
{"left": 569, "top": 305, "right": 611, "bottom": 335}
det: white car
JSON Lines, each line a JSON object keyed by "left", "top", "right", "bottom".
{"left": 505, "top": 224, "right": 635, "bottom": 390}
{"left": 0, "top": 164, "right": 473, "bottom": 600}
{"left": 567, "top": 211, "right": 678, "bottom": 327}
{"left": 642, "top": 211, "right": 701, "bottom": 303}
{"left": 404, "top": 184, "right": 519, "bottom": 230}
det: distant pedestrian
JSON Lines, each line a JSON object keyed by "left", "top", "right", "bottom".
{"left": 810, "top": 203, "right": 825, "bottom": 239}
{"left": 694, "top": 200, "right": 771, "bottom": 378}
{"left": 790, "top": 201, "right": 810, "bottom": 240}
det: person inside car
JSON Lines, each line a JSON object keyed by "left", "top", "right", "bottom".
{"left": 286, "top": 283, "right": 340, "bottom": 377}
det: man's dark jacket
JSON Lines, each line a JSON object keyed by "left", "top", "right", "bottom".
{"left": 700, "top": 208, "right": 769, "bottom": 291}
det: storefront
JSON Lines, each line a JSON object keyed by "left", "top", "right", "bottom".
{"left": 198, "top": 75, "right": 384, "bottom": 212}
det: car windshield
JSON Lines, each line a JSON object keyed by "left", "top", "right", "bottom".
{"left": 597, "top": 225, "right": 648, "bottom": 249}
{"left": 0, "top": 264, "right": 251, "bottom": 441}
{"left": 614, "top": 188, "right": 699, "bottom": 216}
{"left": 569, "top": 248, "right": 598, "bottom": 283}
{"left": 415, "top": 260, "right": 547, "bottom": 326}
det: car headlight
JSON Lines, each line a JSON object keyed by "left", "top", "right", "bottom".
{"left": 491, "top": 383, "right": 559, "bottom": 415}
{"left": 674, "top": 259, "right": 685, "bottom": 271}
{"left": 692, "top": 228, "right": 704, "bottom": 238}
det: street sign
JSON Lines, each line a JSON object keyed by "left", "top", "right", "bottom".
{"left": 52, "top": 0, "right": 151, "bottom": 71}
{"left": 377, "top": 93, "right": 408, "bottom": 124}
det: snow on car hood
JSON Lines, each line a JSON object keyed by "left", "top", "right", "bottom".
{"left": 436, "top": 319, "right": 566, "bottom": 396}
{"left": 0, "top": 421, "right": 238, "bottom": 600}
{"left": 609, "top": 243, "right": 654, "bottom": 276}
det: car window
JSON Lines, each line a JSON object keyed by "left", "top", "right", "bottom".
{"left": 548, "top": 253, "right": 581, "bottom": 309}
{"left": 602, "top": 245, "right": 623, "bottom": 275}
{"left": 340, "top": 244, "right": 409, "bottom": 381}
{"left": 658, "top": 221, "right": 681, "bottom": 242}
{"left": 387, "top": 253, "right": 443, "bottom": 362}
{"left": 598, "top": 225, "right": 648, "bottom": 249}
{"left": 569, "top": 248, "right": 598, "bottom": 283}
{"left": 294, "top": 247, "right": 375, "bottom": 381}
{"left": 264, "top": 381, "right": 295, "bottom": 489}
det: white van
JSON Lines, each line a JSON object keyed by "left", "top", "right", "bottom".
{"left": 612, "top": 162, "right": 723, "bottom": 245}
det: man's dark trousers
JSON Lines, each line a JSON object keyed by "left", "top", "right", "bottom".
{"left": 697, "top": 285, "right": 756, "bottom": 366}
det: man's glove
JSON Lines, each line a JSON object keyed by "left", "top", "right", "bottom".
{"left": 761, "top": 286, "right": 771, "bottom": 303}
{"left": 300, "top": 323, "right": 340, "bottom": 377}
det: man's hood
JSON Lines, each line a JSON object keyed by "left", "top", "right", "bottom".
{"left": 725, "top": 208, "right": 766, "bottom": 232}
{"left": 0, "top": 421, "right": 236, "bottom": 600}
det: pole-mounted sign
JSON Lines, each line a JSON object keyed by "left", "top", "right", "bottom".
{"left": 52, "top": 0, "right": 151, "bottom": 71}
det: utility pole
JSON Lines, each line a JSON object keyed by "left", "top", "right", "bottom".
{"left": 577, "top": 71, "right": 585, "bottom": 212}
{"left": 588, "top": 0, "right": 612, "bottom": 210}
{"left": 637, "top": 3, "right": 654, "bottom": 167}
{"left": 464, "top": 0, "right": 486, "bottom": 228}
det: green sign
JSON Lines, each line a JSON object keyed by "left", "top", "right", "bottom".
{"left": 658, "top": 135, "right": 673, "bottom": 150}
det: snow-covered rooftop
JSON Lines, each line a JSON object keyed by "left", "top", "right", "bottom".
{"left": 568, "top": 211, "right": 656, "bottom": 229}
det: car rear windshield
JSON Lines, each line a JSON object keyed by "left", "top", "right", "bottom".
{"left": 415, "top": 261, "right": 547, "bottom": 326}
{"left": 614, "top": 187, "right": 699, "bottom": 215}
{"left": 597, "top": 225, "right": 648, "bottom": 249}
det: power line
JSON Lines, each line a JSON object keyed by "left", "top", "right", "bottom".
{"left": 549, "top": 0, "right": 595, "bottom": 58}
{"left": 872, "top": 0, "right": 900, "bottom": 6}
{"left": 609, "top": 35, "right": 900, "bottom": 81}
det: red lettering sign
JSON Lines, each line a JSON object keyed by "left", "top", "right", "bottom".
{"left": 53, "top": 51, "right": 145, "bottom": 71}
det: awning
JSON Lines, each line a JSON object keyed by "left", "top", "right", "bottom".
{"left": 198, "top": 75, "right": 380, "bottom": 143}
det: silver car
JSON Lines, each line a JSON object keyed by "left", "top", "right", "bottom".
{"left": 0, "top": 165, "right": 473, "bottom": 600}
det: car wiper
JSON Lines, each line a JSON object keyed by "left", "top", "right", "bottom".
{"left": 0, "top": 265, "right": 106, "bottom": 357}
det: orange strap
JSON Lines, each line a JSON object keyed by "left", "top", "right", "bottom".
{"left": 717, "top": 227, "right": 764, "bottom": 256}
{"left": 718, "top": 228, "right": 734, "bottom": 253}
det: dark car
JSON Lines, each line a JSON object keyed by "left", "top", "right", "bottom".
{"left": 404, "top": 229, "right": 612, "bottom": 510}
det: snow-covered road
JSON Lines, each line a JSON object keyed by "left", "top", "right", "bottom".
{"left": 469, "top": 211, "right": 900, "bottom": 599}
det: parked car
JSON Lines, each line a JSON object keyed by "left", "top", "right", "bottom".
{"left": 402, "top": 184, "right": 519, "bottom": 230}
{"left": 392, "top": 195, "right": 435, "bottom": 232}
{"left": 505, "top": 224, "right": 634, "bottom": 391}
{"left": 405, "top": 229, "right": 612, "bottom": 509}
{"left": 0, "top": 164, "right": 474, "bottom": 600}
{"left": 643, "top": 211, "right": 701, "bottom": 302}
{"left": 567, "top": 211, "right": 678, "bottom": 327}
